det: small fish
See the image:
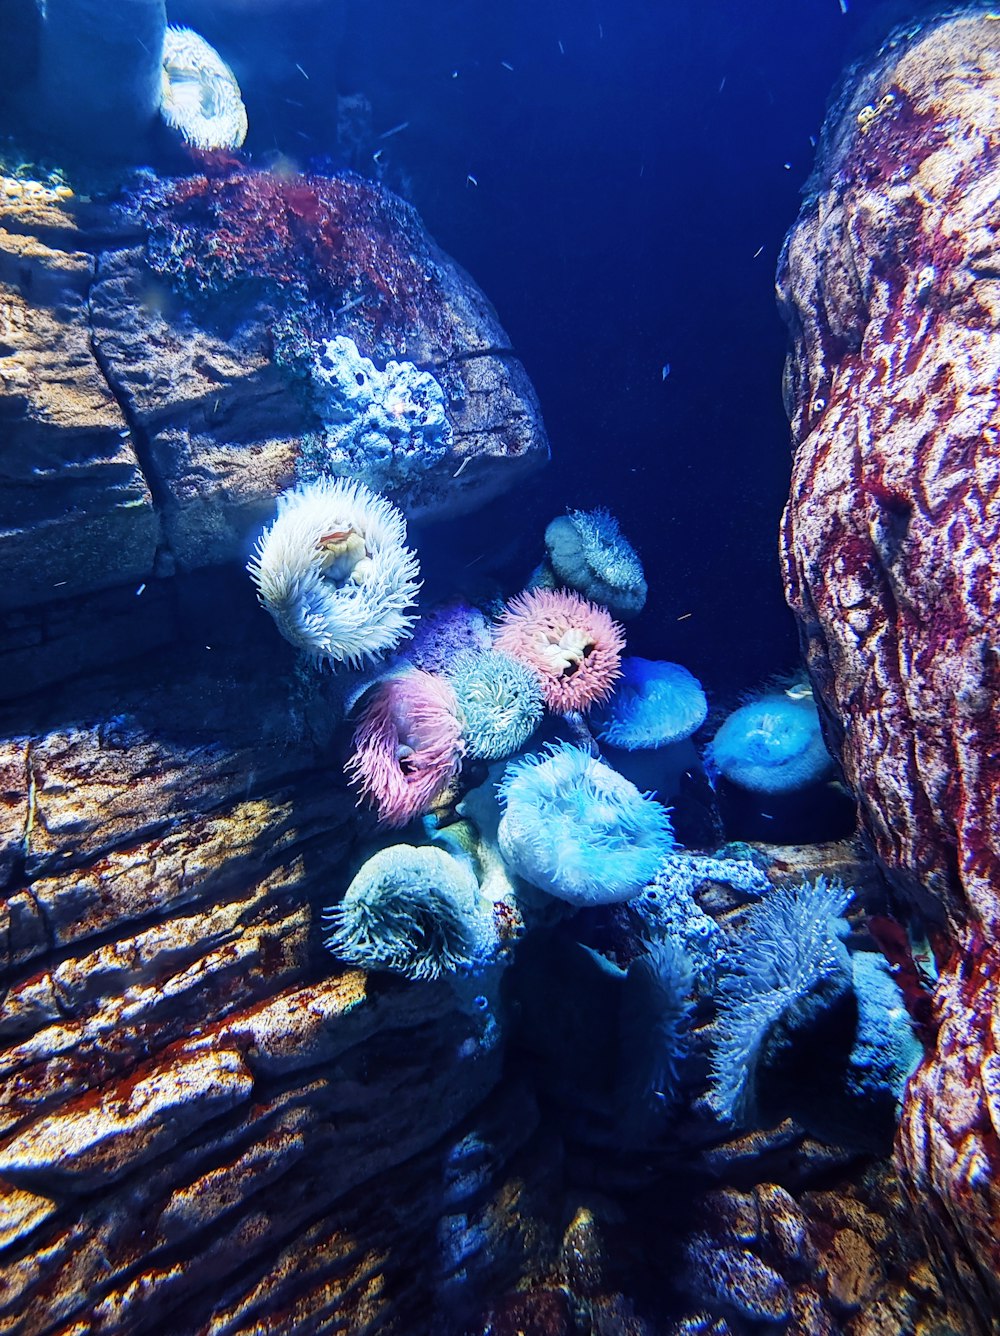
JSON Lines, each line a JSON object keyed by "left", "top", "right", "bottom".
{"left": 466, "top": 173, "right": 478, "bottom": 187}
{"left": 558, "top": 39, "right": 565, "bottom": 54}
{"left": 316, "top": 528, "right": 355, "bottom": 550}
{"left": 334, "top": 293, "right": 365, "bottom": 317}
{"left": 379, "top": 121, "right": 410, "bottom": 140}
{"left": 753, "top": 244, "right": 764, "bottom": 258}
{"left": 839, "top": 0, "right": 848, "bottom": 12}
{"left": 135, "top": 583, "right": 146, "bottom": 597}
{"left": 676, "top": 612, "right": 693, "bottom": 622}
{"left": 661, "top": 362, "right": 671, "bottom": 380}
{"left": 501, "top": 61, "right": 514, "bottom": 72}
{"left": 295, "top": 62, "right": 309, "bottom": 80}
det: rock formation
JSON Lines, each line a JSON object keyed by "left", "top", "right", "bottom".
{"left": 779, "top": 11, "right": 1000, "bottom": 1327}
{"left": 0, "top": 157, "right": 553, "bottom": 1330}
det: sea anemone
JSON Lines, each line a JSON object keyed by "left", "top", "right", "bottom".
{"left": 247, "top": 477, "right": 420, "bottom": 669}
{"left": 592, "top": 658, "right": 708, "bottom": 749}
{"left": 448, "top": 650, "right": 544, "bottom": 760}
{"left": 707, "top": 692, "right": 833, "bottom": 794}
{"left": 323, "top": 844, "right": 496, "bottom": 980}
{"left": 497, "top": 742, "right": 675, "bottom": 906}
{"left": 709, "top": 876, "right": 853, "bottom": 1126}
{"left": 544, "top": 508, "right": 647, "bottom": 619}
{"left": 493, "top": 588, "right": 624, "bottom": 714}
{"left": 347, "top": 670, "right": 463, "bottom": 828}
{"left": 160, "top": 26, "right": 248, "bottom": 151}
{"left": 406, "top": 600, "right": 492, "bottom": 676}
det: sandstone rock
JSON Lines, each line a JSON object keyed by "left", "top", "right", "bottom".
{"left": 778, "top": 10, "right": 1000, "bottom": 1326}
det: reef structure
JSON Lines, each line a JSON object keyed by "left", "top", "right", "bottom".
{"left": 778, "top": 10, "right": 1000, "bottom": 1325}
{"left": 0, "top": 159, "right": 548, "bottom": 698}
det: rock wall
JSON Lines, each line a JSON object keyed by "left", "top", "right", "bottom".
{"left": 778, "top": 11, "right": 1000, "bottom": 1327}
{"left": 0, "top": 164, "right": 548, "bottom": 695}
{"left": 0, "top": 164, "right": 551, "bottom": 1331}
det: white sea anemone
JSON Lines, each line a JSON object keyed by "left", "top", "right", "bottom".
{"left": 160, "top": 26, "right": 249, "bottom": 151}
{"left": 247, "top": 477, "right": 421, "bottom": 669}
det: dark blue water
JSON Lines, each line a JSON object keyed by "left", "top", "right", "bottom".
{"left": 168, "top": 0, "right": 914, "bottom": 698}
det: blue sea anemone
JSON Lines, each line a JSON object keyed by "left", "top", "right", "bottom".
{"left": 497, "top": 742, "right": 675, "bottom": 906}
{"left": 592, "top": 658, "right": 708, "bottom": 749}
{"left": 710, "top": 876, "right": 853, "bottom": 1125}
{"left": 323, "top": 844, "right": 496, "bottom": 981}
{"left": 544, "top": 508, "right": 647, "bottom": 619}
{"left": 448, "top": 650, "right": 544, "bottom": 760}
{"left": 618, "top": 936, "right": 697, "bottom": 1137}
{"left": 707, "top": 692, "right": 833, "bottom": 794}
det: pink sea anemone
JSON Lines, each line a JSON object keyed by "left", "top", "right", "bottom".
{"left": 493, "top": 588, "right": 625, "bottom": 714}
{"left": 347, "top": 670, "right": 464, "bottom": 828}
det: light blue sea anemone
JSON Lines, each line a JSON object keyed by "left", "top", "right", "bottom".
{"left": 707, "top": 692, "right": 833, "bottom": 794}
{"left": 323, "top": 844, "right": 496, "bottom": 981}
{"left": 544, "top": 508, "right": 647, "bottom": 619}
{"left": 497, "top": 742, "right": 675, "bottom": 906}
{"left": 448, "top": 650, "right": 544, "bottom": 761}
{"left": 592, "top": 658, "right": 708, "bottom": 749}
{"left": 710, "top": 876, "right": 853, "bottom": 1125}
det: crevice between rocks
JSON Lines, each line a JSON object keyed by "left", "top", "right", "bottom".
{"left": 84, "top": 251, "right": 173, "bottom": 567}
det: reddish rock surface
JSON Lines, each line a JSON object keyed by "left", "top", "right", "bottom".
{"left": 779, "top": 11, "right": 1000, "bottom": 1327}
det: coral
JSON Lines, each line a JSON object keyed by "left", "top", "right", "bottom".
{"left": 591, "top": 658, "right": 708, "bottom": 749}
{"left": 323, "top": 844, "right": 496, "bottom": 980}
{"left": 247, "top": 477, "right": 420, "bottom": 669}
{"left": 448, "top": 650, "right": 544, "bottom": 761}
{"left": 497, "top": 742, "right": 674, "bottom": 906}
{"left": 159, "top": 26, "right": 248, "bottom": 151}
{"left": 301, "top": 335, "right": 452, "bottom": 500}
{"left": 406, "top": 600, "right": 492, "bottom": 676}
{"left": 131, "top": 165, "right": 446, "bottom": 340}
{"left": 493, "top": 588, "right": 624, "bottom": 715}
{"left": 710, "top": 877, "right": 853, "bottom": 1125}
{"left": 707, "top": 692, "right": 833, "bottom": 794}
{"left": 544, "top": 508, "right": 647, "bottom": 619}
{"left": 347, "top": 669, "right": 463, "bottom": 828}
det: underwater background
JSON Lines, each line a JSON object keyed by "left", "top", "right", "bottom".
{"left": 154, "top": 0, "right": 914, "bottom": 691}
{"left": 3, "top": 1, "right": 1000, "bottom": 1334}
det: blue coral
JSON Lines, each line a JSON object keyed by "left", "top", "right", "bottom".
{"left": 497, "top": 742, "right": 675, "bottom": 906}
{"left": 707, "top": 692, "right": 833, "bottom": 794}
{"left": 304, "top": 334, "right": 453, "bottom": 506}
